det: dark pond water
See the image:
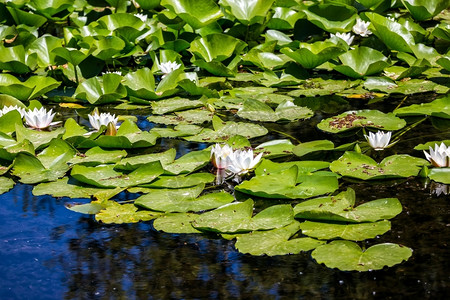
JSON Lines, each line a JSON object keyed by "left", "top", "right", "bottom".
{"left": 1, "top": 94, "right": 449, "bottom": 299}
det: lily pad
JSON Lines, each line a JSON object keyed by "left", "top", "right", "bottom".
{"left": 184, "top": 116, "right": 268, "bottom": 143}
{"left": 114, "top": 149, "right": 176, "bottom": 171}
{"left": 219, "top": 0, "right": 275, "bottom": 26}
{"left": 150, "top": 124, "right": 203, "bottom": 138}
{"left": 96, "top": 202, "right": 162, "bottom": 224}
{"left": 0, "top": 177, "right": 14, "bottom": 195}
{"left": 303, "top": 2, "right": 357, "bottom": 33}
{"left": 237, "top": 99, "right": 313, "bottom": 122}
{"left": 254, "top": 139, "right": 295, "bottom": 159}
{"left": 234, "top": 221, "right": 325, "bottom": 256}
{"left": 294, "top": 188, "right": 403, "bottom": 223}
{"left": 33, "top": 177, "right": 124, "bottom": 199}
{"left": 192, "top": 199, "right": 294, "bottom": 233}
{"left": 299, "top": 220, "right": 391, "bottom": 241}
{"left": 15, "top": 125, "right": 66, "bottom": 150}
{"left": 151, "top": 97, "right": 204, "bottom": 115}
{"left": 317, "top": 110, "right": 406, "bottom": 133}
{"left": 153, "top": 213, "right": 202, "bottom": 234}
{"left": 147, "top": 109, "right": 214, "bottom": 125}
{"left": 135, "top": 184, "right": 234, "bottom": 212}
{"left": 236, "top": 165, "right": 339, "bottom": 199}
{"left": 330, "top": 152, "right": 429, "bottom": 180}
{"left": 136, "top": 173, "right": 215, "bottom": 189}
{"left": 394, "top": 95, "right": 450, "bottom": 119}
{"left": 163, "top": 149, "right": 211, "bottom": 175}
{"left": 71, "top": 161, "right": 164, "bottom": 188}
{"left": 311, "top": 241, "right": 413, "bottom": 271}
{"left": 69, "top": 147, "right": 127, "bottom": 166}
{"left": 292, "top": 140, "right": 335, "bottom": 157}
{"left": 428, "top": 168, "right": 450, "bottom": 184}
{"left": 161, "top": 0, "right": 222, "bottom": 29}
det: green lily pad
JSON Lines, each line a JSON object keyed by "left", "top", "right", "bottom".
{"left": 0, "top": 110, "right": 24, "bottom": 135}
{"left": 192, "top": 199, "right": 294, "bottom": 233}
{"left": 254, "top": 159, "right": 331, "bottom": 178}
{"left": 394, "top": 95, "right": 450, "bottom": 119}
{"left": 334, "top": 47, "right": 390, "bottom": 78}
{"left": 401, "top": 0, "right": 449, "bottom": 21}
{"left": 234, "top": 221, "right": 325, "bottom": 256}
{"left": 184, "top": 116, "right": 268, "bottom": 143}
{"left": 0, "top": 74, "right": 60, "bottom": 101}
{"left": 237, "top": 99, "right": 313, "bottom": 122}
{"left": 292, "top": 140, "right": 335, "bottom": 157}
{"left": 135, "top": 184, "right": 234, "bottom": 212}
{"left": 161, "top": 0, "right": 222, "bottom": 29}
{"left": 281, "top": 40, "right": 346, "bottom": 69}
{"left": 73, "top": 73, "right": 127, "bottom": 105}
{"left": 150, "top": 124, "right": 203, "bottom": 138}
{"left": 71, "top": 161, "right": 164, "bottom": 188}
{"left": 294, "top": 188, "right": 403, "bottom": 223}
{"left": 330, "top": 152, "right": 429, "bottom": 180}
{"left": 236, "top": 165, "right": 339, "bottom": 199}
{"left": 33, "top": 177, "right": 124, "bottom": 199}
{"left": 96, "top": 202, "right": 162, "bottom": 224}
{"left": 163, "top": 149, "right": 211, "bottom": 175}
{"left": 153, "top": 213, "right": 202, "bottom": 234}
{"left": 317, "top": 110, "right": 406, "bottom": 133}
{"left": 66, "top": 200, "right": 113, "bottom": 215}
{"left": 311, "top": 241, "right": 413, "bottom": 271}
{"left": 114, "top": 149, "right": 176, "bottom": 171}
{"left": 136, "top": 173, "right": 215, "bottom": 189}
{"left": 15, "top": 125, "right": 66, "bottom": 150}
{"left": 428, "top": 168, "right": 450, "bottom": 184}
{"left": 151, "top": 97, "right": 204, "bottom": 115}
{"left": 254, "top": 139, "right": 294, "bottom": 159}
{"left": 303, "top": 2, "right": 357, "bottom": 33}
{"left": 0, "top": 177, "right": 14, "bottom": 195}
{"left": 287, "top": 78, "right": 358, "bottom": 97}
{"left": 299, "top": 220, "right": 391, "bottom": 241}
{"left": 147, "top": 109, "right": 214, "bottom": 125}
{"left": 219, "top": 0, "right": 275, "bottom": 26}
{"left": 414, "top": 140, "right": 450, "bottom": 150}
{"left": 69, "top": 147, "right": 127, "bottom": 166}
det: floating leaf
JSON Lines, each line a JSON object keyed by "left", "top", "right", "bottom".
{"left": 294, "top": 189, "right": 403, "bottom": 223}
{"left": 292, "top": 140, "right": 335, "bottom": 157}
{"left": 137, "top": 173, "right": 215, "bottom": 189}
{"left": 69, "top": 147, "right": 127, "bottom": 166}
{"left": 71, "top": 161, "right": 164, "bottom": 188}
{"left": 234, "top": 221, "right": 325, "bottom": 256}
{"left": 147, "top": 109, "right": 214, "bottom": 125}
{"left": 401, "top": 0, "right": 449, "bottom": 21}
{"left": 0, "top": 74, "right": 60, "bottom": 101}
{"left": 236, "top": 165, "right": 339, "bottom": 199}
{"left": 334, "top": 47, "right": 390, "bottom": 78}
{"left": 73, "top": 73, "right": 127, "bottom": 105}
{"left": 428, "top": 168, "right": 450, "bottom": 184}
{"left": 163, "top": 149, "right": 210, "bottom": 175}
{"left": 219, "top": 0, "right": 275, "bottom": 25}
{"left": 299, "top": 220, "right": 391, "bottom": 241}
{"left": 96, "top": 202, "right": 162, "bottom": 224}
{"left": 153, "top": 213, "right": 202, "bottom": 234}
{"left": 394, "top": 95, "right": 450, "bottom": 119}
{"left": 15, "top": 125, "right": 65, "bottom": 150}
{"left": 192, "top": 199, "right": 294, "bottom": 233}
{"left": 254, "top": 139, "right": 294, "bottom": 159}
{"left": 152, "top": 97, "right": 204, "bottom": 115}
{"left": 303, "top": 2, "right": 357, "bottom": 33}
{"left": 135, "top": 184, "right": 234, "bottom": 212}
{"left": 114, "top": 149, "right": 176, "bottom": 171}
{"left": 317, "top": 109, "right": 406, "bottom": 133}
{"left": 0, "top": 177, "right": 14, "bottom": 195}
{"left": 330, "top": 152, "right": 428, "bottom": 180}
{"left": 161, "top": 0, "right": 223, "bottom": 29}
{"left": 311, "top": 241, "right": 413, "bottom": 271}
{"left": 237, "top": 99, "right": 313, "bottom": 122}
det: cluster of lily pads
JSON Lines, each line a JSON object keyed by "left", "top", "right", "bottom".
{"left": 0, "top": 0, "right": 449, "bottom": 271}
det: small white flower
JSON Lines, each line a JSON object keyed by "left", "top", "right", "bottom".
{"left": 88, "top": 112, "right": 118, "bottom": 131}
{"left": 185, "top": 72, "right": 198, "bottom": 84}
{"left": 226, "top": 149, "right": 263, "bottom": 175}
{"left": 331, "top": 32, "right": 354, "bottom": 45}
{"left": 423, "top": 143, "right": 450, "bottom": 168}
{"left": 134, "top": 13, "right": 147, "bottom": 22}
{"left": 364, "top": 131, "right": 393, "bottom": 151}
{"left": 159, "top": 61, "right": 181, "bottom": 78}
{"left": 211, "top": 144, "right": 234, "bottom": 169}
{"left": 24, "top": 107, "right": 59, "bottom": 129}
{"left": 0, "top": 105, "right": 25, "bottom": 118}
{"left": 353, "top": 19, "right": 372, "bottom": 37}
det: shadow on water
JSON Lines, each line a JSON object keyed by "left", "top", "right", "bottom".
{"left": 0, "top": 95, "right": 449, "bottom": 299}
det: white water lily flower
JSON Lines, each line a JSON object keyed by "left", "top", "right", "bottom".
{"left": 88, "top": 112, "right": 119, "bottom": 131}
{"left": 353, "top": 19, "right": 372, "bottom": 37}
{"left": 0, "top": 105, "right": 25, "bottom": 118}
{"left": 102, "top": 71, "right": 121, "bottom": 75}
{"left": 211, "top": 143, "right": 234, "bottom": 169}
{"left": 134, "top": 13, "right": 147, "bottom": 22}
{"left": 24, "top": 107, "right": 59, "bottom": 129}
{"left": 226, "top": 149, "right": 263, "bottom": 175}
{"left": 160, "top": 61, "right": 181, "bottom": 78}
{"left": 364, "top": 131, "right": 393, "bottom": 150}
{"left": 331, "top": 32, "right": 354, "bottom": 45}
{"left": 423, "top": 143, "right": 450, "bottom": 167}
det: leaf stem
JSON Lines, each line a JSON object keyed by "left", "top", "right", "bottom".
{"left": 270, "top": 128, "right": 301, "bottom": 144}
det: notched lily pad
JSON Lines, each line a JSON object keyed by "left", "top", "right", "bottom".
{"left": 312, "top": 241, "right": 413, "bottom": 271}
{"left": 330, "top": 152, "right": 428, "bottom": 180}
{"left": 234, "top": 221, "right": 325, "bottom": 256}
{"left": 0, "top": 177, "right": 14, "bottom": 195}
{"left": 237, "top": 99, "right": 313, "bottom": 122}
{"left": 394, "top": 96, "right": 450, "bottom": 119}
{"left": 96, "top": 202, "right": 162, "bottom": 224}
{"left": 317, "top": 110, "right": 406, "bottom": 133}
